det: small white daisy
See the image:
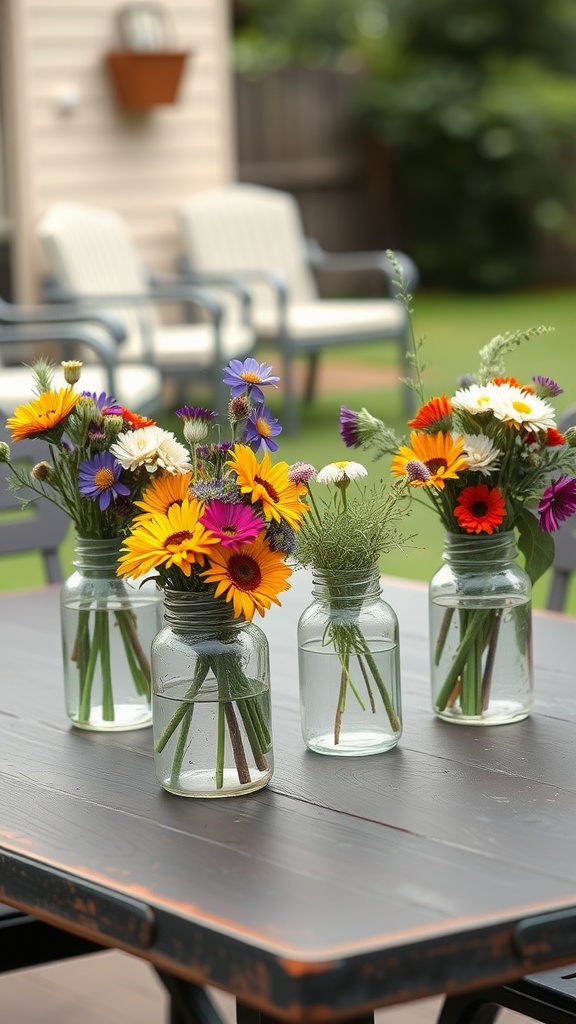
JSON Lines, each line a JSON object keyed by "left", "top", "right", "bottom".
{"left": 488, "top": 383, "right": 556, "bottom": 431}
{"left": 316, "top": 460, "right": 368, "bottom": 485}
{"left": 451, "top": 384, "right": 494, "bottom": 415}
{"left": 458, "top": 433, "right": 502, "bottom": 477}
{"left": 111, "top": 425, "right": 192, "bottom": 475}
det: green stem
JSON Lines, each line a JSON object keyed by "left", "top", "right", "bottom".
{"left": 170, "top": 705, "right": 194, "bottom": 787}
{"left": 99, "top": 610, "right": 114, "bottom": 721}
{"left": 434, "top": 609, "right": 493, "bottom": 713}
{"left": 114, "top": 609, "right": 152, "bottom": 699}
{"left": 216, "top": 701, "right": 225, "bottom": 789}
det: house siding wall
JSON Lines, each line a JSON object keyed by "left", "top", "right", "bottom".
{"left": 3, "top": 0, "right": 235, "bottom": 300}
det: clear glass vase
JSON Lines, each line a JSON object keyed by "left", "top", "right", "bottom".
{"left": 151, "top": 590, "right": 273, "bottom": 798}
{"left": 429, "top": 531, "right": 533, "bottom": 725}
{"left": 60, "top": 537, "right": 162, "bottom": 731}
{"left": 297, "top": 567, "right": 402, "bottom": 756}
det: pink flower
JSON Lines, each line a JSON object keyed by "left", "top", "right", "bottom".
{"left": 200, "top": 500, "right": 263, "bottom": 549}
{"left": 538, "top": 476, "right": 576, "bottom": 532}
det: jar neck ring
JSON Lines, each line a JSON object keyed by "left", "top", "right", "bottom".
{"left": 73, "top": 536, "right": 122, "bottom": 577}
{"left": 163, "top": 588, "right": 246, "bottom": 634}
{"left": 442, "top": 530, "right": 518, "bottom": 566}
{"left": 311, "top": 566, "right": 381, "bottom": 606}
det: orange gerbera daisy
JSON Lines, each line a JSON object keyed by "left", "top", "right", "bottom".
{"left": 117, "top": 497, "right": 219, "bottom": 579}
{"left": 454, "top": 483, "right": 506, "bottom": 534}
{"left": 120, "top": 408, "right": 156, "bottom": 429}
{"left": 7, "top": 389, "right": 79, "bottom": 442}
{"left": 227, "top": 444, "right": 308, "bottom": 529}
{"left": 407, "top": 395, "right": 452, "bottom": 430}
{"left": 391, "top": 432, "right": 467, "bottom": 489}
{"left": 492, "top": 376, "right": 534, "bottom": 393}
{"left": 201, "top": 533, "right": 292, "bottom": 620}
{"left": 133, "top": 471, "right": 193, "bottom": 519}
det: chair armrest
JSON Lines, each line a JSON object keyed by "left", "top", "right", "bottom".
{"left": 0, "top": 295, "right": 126, "bottom": 345}
{"left": 305, "top": 239, "right": 420, "bottom": 296}
{"left": 173, "top": 258, "right": 253, "bottom": 323}
{"left": 42, "top": 275, "right": 225, "bottom": 325}
{"left": 0, "top": 323, "right": 119, "bottom": 396}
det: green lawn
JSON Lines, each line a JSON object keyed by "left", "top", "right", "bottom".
{"left": 2, "top": 287, "right": 575, "bottom": 612}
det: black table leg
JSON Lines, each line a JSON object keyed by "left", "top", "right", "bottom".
{"left": 155, "top": 970, "right": 225, "bottom": 1024}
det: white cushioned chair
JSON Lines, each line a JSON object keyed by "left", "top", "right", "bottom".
{"left": 0, "top": 302, "right": 162, "bottom": 416}
{"left": 36, "top": 202, "right": 256, "bottom": 416}
{"left": 177, "top": 182, "right": 419, "bottom": 431}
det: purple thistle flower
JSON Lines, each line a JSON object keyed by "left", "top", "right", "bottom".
{"left": 81, "top": 391, "right": 123, "bottom": 415}
{"left": 175, "top": 406, "right": 218, "bottom": 422}
{"left": 340, "top": 406, "right": 362, "bottom": 448}
{"left": 200, "top": 499, "right": 264, "bottom": 548}
{"left": 192, "top": 478, "right": 242, "bottom": 503}
{"left": 78, "top": 451, "right": 130, "bottom": 511}
{"left": 538, "top": 476, "right": 576, "bottom": 532}
{"left": 266, "top": 520, "right": 296, "bottom": 555}
{"left": 223, "top": 357, "right": 280, "bottom": 405}
{"left": 532, "top": 375, "right": 563, "bottom": 399}
{"left": 245, "top": 405, "right": 282, "bottom": 453}
{"left": 405, "top": 459, "right": 432, "bottom": 484}
{"left": 288, "top": 461, "right": 316, "bottom": 485}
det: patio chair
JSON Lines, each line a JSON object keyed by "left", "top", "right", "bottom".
{"left": 547, "top": 403, "right": 576, "bottom": 613}
{"left": 177, "top": 182, "right": 419, "bottom": 432}
{"left": 0, "top": 302, "right": 162, "bottom": 415}
{"left": 36, "top": 201, "right": 256, "bottom": 416}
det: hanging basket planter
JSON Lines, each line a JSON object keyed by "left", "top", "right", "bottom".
{"left": 106, "top": 51, "right": 190, "bottom": 111}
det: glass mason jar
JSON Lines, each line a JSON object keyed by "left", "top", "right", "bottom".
{"left": 430, "top": 531, "right": 533, "bottom": 725}
{"left": 297, "top": 567, "right": 402, "bottom": 756}
{"left": 151, "top": 590, "right": 273, "bottom": 798}
{"left": 60, "top": 537, "right": 162, "bottom": 731}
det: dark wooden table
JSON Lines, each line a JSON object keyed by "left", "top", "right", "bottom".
{"left": 1, "top": 572, "right": 576, "bottom": 1023}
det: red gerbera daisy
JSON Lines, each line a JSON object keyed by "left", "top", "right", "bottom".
{"left": 545, "top": 427, "right": 566, "bottom": 447}
{"left": 454, "top": 483, "right": 506, "bottom": 535}
{"left": 407, "top": 395, "right": 452, "bottom": 430}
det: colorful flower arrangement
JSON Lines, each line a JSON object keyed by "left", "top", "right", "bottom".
{"left": 339, "top": 254, "right": 576, "bottom": 718}
{"left": 293, "top": 458, "right": 411, "bottom": 747}
{"left": 1, "top": 358, "right": 176, "bottom": 722}
{"left": 116, "top": 357, "right": 310, "bottom": 789}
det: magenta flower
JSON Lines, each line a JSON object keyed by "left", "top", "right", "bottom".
{"left": 245, "top": 405, "right": 282, "bottom": 452}
{"left": 200, "top": 500, "right": 263, "bottom": 548}
{"left": 223, "top": 358, "right": 280, "bottom": 404}
{"left": 78, "top": 451, "right": 130, "bottom": 511}
{"left": 175, "top": 405, "right": 217, "bottom": 422}
{"left": 340, "top": 406, "right": 362, "bottom": 448}
{"left": 538, "top": 476, "right": 576, "bottom": 532}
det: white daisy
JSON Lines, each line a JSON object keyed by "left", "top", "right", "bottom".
{"left": 451, "top": 384, "right": 494, "bottom": 415}
{"left": 111, "top": 425, "right": 192, "bottom": 475}
{"left": 316, "top": 460, "right": 368, "bottom": 485}
{"left": 458, "top": 433, "right": 502, "bottom": 477}
{"left": 488, "top": 383, "right": 556, "bottom": 431}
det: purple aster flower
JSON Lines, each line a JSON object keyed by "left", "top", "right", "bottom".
{"left": 538, "top": 476, "right": 576, "bottom": 532}
{"left": 223, "top": 358, "right": 280, "bottom": 405}
{"left": 340, "top": 406, "right": 362, "bottom": 448}
{"left": 532, "top": 375, "right": 564, "bottom": 399}
{"left": 244, "top": 405, "right": 282, "bottom": 453}
{"left": 81, "top": 391, "right": 123, "bottom": 415}
{"left": 288, "top": 461, "right": 316, "bottom": 485}
{"left": 78, "top": 451, "right": 130, "bottom": 511}
{"left": 200, "top": 500, "right": 264, "bottom": 548}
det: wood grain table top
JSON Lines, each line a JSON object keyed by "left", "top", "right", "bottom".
{"left": 0, "top": 573, "right": 575, "bottom": 1021}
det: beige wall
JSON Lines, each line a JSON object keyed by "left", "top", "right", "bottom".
{"left": 1, "top": 0, "right": 235, "bottom": 301}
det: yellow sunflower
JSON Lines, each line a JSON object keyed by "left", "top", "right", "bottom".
{"left": 7, "top": 389, "right": 79, "bottom": 442}
{"left": 391, "top": 431, "right": 467, "bottom": 489}
{"left": 117, "top": 497, "right": 219, "bottom": 579}
{"left": 227, "top": 444, "right": 308, "bottom": 529}
{"left": 201, "top": 533, "right": 293, "bottom": 620}
{"left": 133, "top": 471, "right": 193, "bottom": 519}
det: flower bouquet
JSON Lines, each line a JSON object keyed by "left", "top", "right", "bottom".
{"left": 117, "top": 358, "right": 310, "bottom": 796}
{"left": 2, "top": 359, "right": 172, "bottom": 729}
{"left": 293, "top": 458, "right": 411, "bottom": 754}
{"left": 340, "top": 255, "right": 576, "bottom": 724}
